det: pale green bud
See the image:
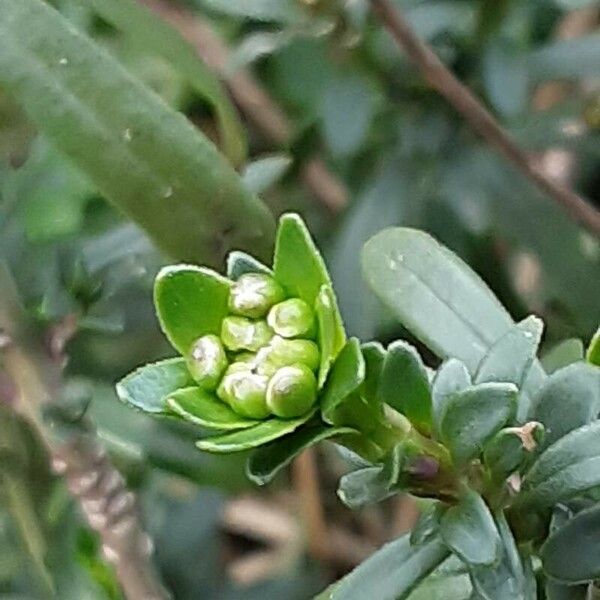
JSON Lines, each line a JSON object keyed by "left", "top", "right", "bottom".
{"left": 221, "top": 316, "right": 274, "bottom": 352}
{"left": 266, "top": 364, "right": 317, "bottom": 418}
{"left": 187, "top": 334, "right": 228, "bottom": 390}
{"left": 264, "top": 336, "right": 320, "bottom": 372}
{"left": 229, "top": 273, "right": 285, "bottom": 318}
{"left": 217, "top": 371, "right": 270, "bottom": 419}
{"left": 267, "top": 298, "right": 315, "bottom": 338}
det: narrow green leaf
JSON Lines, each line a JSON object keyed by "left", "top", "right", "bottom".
{"left": 530, "top": 362, "right": 600, "bottom": 448}
{"left": 542, "top": 339, "right": 585, "bottom": 374}
{"left": 475, "top": 315, "right": 546, "bottom": 404}
{"left": 360, "top": 341, "right": 386, "bottom": 399}
{"left": 379, "top": 341, "right": 432, "bottom": 434}
{"left": 154, "top": 265, "right": 230, "bottom": 355}
{"left": 247, "top": 424, "right": 357, "bottom": 485}
{"left": 80, "top": 0, "right": 247, "bottom": 165}
{"left": 0, "top": 0, "right": 274, "bottom": 266}
{"left": 196, "top": 411, "right": 315, "bottom": 453}
{"left": 316, "top": 284, "right": 346, "bottom": 387}
{"left": 226, "top": 250, "right": 272, "bottom": 281}
{"left": 242, "top": 155, "right": 292, "bottom": 195}
{"left": 116, "top": 357, "right": 193, "bottom": 413}
{"left": 439, "top": 383, "right": 518, "bottom": 465}
{"left": 542, "top": 505, "right": 600, "bottom": 583}
{"left": 519, "top": 421, "right": 600, "bottom": 508}
{"left": 166, "top": 387, "right": 259, "bottom": 430}
{"left": 326, "top": 534, "right": 450, "bottom": 600}
{"left": 321, "top": 338, "right": 365, "bottom": 424}
{"left": 431, "top": 359, "right": 471, "bottom": 437}
{"left": 440, "top": 491, "right": 501, "bottom": 566}
{"left": 587, "top": 327, "right": 600, "bottom": 366}
{"left": 362, "top": 228, "right": 514, "bottom": 373}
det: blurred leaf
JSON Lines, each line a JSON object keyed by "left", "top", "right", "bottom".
{"left": 542, "top": 338, "right": 585, "bottom": 374}
{"left": 247, "top": 423, "right": 357, "bottom": 485}
{"left": 440, "top": 490, "right": 501, "bottom": 566}
{"left": 439, "top": 382, "right": 517, "bottom": 464}
{"left": 587, "top": 327, "right": 600, "bottom": 366}
{"left": 519, "top": 420, "right": 600, "bottom": 508}
{"left": 167, "top": 387, "right": 260, "bottom": 430}
{"left": 546, "top": 581, "right": 588, "bottom": 600}
{"left": 0, "top": 0, "right": 274, "bottom": 266}
{"left": 192, "top": 0, "right": 304, "bottom": 24}
{"left": 81, "top": 0, "right": 247, "bottom": 165}
{"left": 378, "top": 341, "right": 432, "bottom": 435}
{"left": 229, "top": 31, "right": 294, "bottom": 71}
{"left": 541, "top": 504, "right": 600, "bottom": 583}
{"left": 154, "top": 265, "right": 230, "bottom": 355}
{"left": 242, "top": 154, "right": 292, "bottom": 195}
{"left": 362, "top": 228, "right": 514, "bottom": 373}
{"left": 196, "top": 410, "right": 315, "bottom": 453}
{"left": 116, "top": 357, "right": 193, "bottom": 414}
{"left": 323, "top": 533, "right": 449, "bottom": 600}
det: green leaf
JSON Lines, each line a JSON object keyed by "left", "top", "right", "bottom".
{"left": 360, "top": 341, "right": 386, "bottom": 399}
{"left": 80, "top": 0, "right": 247, "bottom": 166}
{"left": 439, "top": 383, "right": 518, "bottom": 465}
{"left": 196, "top": 411, "right": 315, "bottom": 453}
{"left": 475, "top": 315, "right": 545, "bottom": 395}
{"left": 0, "top": 0, "right": 274, "bottom": 266}
{"left": 587, "top": 327, "right": 600, "bottom": 366}
{"left": 226, "top": 250, "right": 272, "bottom": 281}
{"left": 154, "top": 265, "right": 230, "bottom": 355}
{"left": 166, "top": 386, "right": 259, "bottom": 430}
{"left": 316, "top": 285, "right": 347, "bottom": 387}
{"left": 242, "top": 155, "right": 292, "bottom": 195}
{"left": 431, "top": 359, "right": 471, "bottom": 437}
{"left": 116, "top": 357, "right": 193, "bottom": 414}
{"left": 410, "top": 502, "right": 446, "bottom": 546}
{"left": 518, "top": 420, "right": 600, "bottom": 508}
{"left": 542, "top": 339, "right": 585, "bottom": 374}
{"left": 247, "top": 424, "right": 358, "bottom": 485}
{"left": 545, "top": 581, "right": 588, "bottom": 600}
{"left": 337, "top": 465, "right": 392, "bottom": 509}
{"left": 362, "top": 228, "right": 514, "bottom": 373}
{"left": 325, "top": 534, "right": 450, "bottom": 600}
{"left": 542, "top": 504, "right": 600, "bottom": 583}
{"left": 321, "top": 338, "right": 365, "bottom": 424}
{"left": 379, "top": 341, "right": 432, "bottom": 434}
{"left": 440, "top": 491, "right": 501, "bottom": 566}
{"left": 407, "top": 568, "right": 472, "bottom": 600}
{"left": 529, "top": 362, "right": 600, "bottom": 448}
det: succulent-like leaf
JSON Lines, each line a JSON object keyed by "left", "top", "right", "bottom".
{"left": 154, "top": 265, "right": 231, "bottom": 355}
{"left": 379, "top": 341, "right": 432, "bottom": 435}
{"left": 519, "top": 420, "right": 600, "bottom": 508}
{"left": 362, "top": 228, "right": 514, "bottom": 373}
{"left": 410, "top": 502, "right": 446, "bottom": 546}
{"left": 166, "top": 387, "right": 259, "bottom": 430}
{"left": 337, "top": 465, "right": 391, "bottom": 508}
{"left": 439, "top": 383, "right": 518, "bottom": 465}
{"left": 545, "top": 581, "right": 588, "bottom": 600}
{"left": 542, "top": 339, "right": 585, "bottom": 374}
{"left": 116, "top": 357, "right": 193, "bottom": 413}
{"left": 431, "top": 359, "right": 471, "bottom": 437}
{"left": 321, "top": 338, "right": 365, "bottom": 424}
{"left": 316, "top": 285, "right": 346, "bottom": 387}
{"left": 360, "top": 341, "right": 386, "bottom": 399}
{"left": 0, "top": 0, "right": 274, "bottom": 266}
{"left": 195, "top": 410, "right": 316, "bottom": 453}
{"left": 541, "top": 504, "right": 600, "bottom": 584}
{"left": 586, "top": 327, "right": 600, "bottom": 366}
{"left": 323, "top": 534, "right": 449, "bottom": 600}
{"left": 226, "top": 250, "right": 272, "bottom": 281}
{"left": 529, "top": 362, "right": 600, "bottom": 448}
{"left": 440, "top": 491, "right": 501, "bottom": 567}
{"left": 247, "top": 424, "right": 358, "bottom": 485}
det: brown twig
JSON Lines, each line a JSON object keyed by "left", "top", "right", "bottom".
{"left": 139, "top": 0, "right": 348, "bottom": 213}
{"left": 369, "top": 0, "right": 600, "bottom": 236}
{"left": 0, "top": 263, "right": 169, "bottom": 600}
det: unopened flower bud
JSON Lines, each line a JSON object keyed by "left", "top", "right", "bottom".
{"left": 187, "top": 334, "right": 228, "bottom": 390}
{"left": 221, "top": 316, "right": 274, "bottom": 352}
{"left": 267, "top": 299, "right": 315, "bottom": 338}
{"left": 217, "top": 371, "right": 270, "bottom": 419}
{"left": 229, "top": 273, "right": 285, "bottom": 318}
{"left": 265, "top": 336, "right": 320, "bottom": 372}
{"left": 266, "top": 365, "right": 317, "bottom": 418}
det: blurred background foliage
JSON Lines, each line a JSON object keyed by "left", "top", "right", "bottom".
{"left": 0, "top": 0, "right": 599, "bottom": 597}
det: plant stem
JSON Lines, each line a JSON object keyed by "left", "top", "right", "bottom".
{"left": 0, "top": 263, "right": 170, "bottom": 600}
{"left": 369, "top": 0, "right": 600, "bottom": 236}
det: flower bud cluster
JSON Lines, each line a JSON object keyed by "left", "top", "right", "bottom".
{"left": 187, "top": 273, "right": 320, "bottom": 419}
